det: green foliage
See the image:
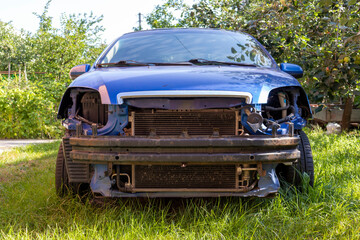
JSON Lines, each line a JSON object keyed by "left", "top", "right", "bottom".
{"left": 0, "top": 77, "right": 63, "bottom": 139}
{"left": 0, "top": 130, "right": 360, "bottom": 238}
{"left": 0, "top": 0, "right": 105, "bottom": 139}
{"left": 146, "top": 0, "right": 360, "bottom": 103}
{"left": 32, "top": 1, "right": 105, "bottom": 83}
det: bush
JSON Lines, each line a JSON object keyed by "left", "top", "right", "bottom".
{"left": 0, "top": 78, "right": 63, "bottom": 139}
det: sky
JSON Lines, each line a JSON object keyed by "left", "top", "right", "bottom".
{"left": 0, "top": 0, "right": 193, "bottom": 43}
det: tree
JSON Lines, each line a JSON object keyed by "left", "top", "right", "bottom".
{"left": 32, "top": 1, "right": 105, "bottom": 85}
{"left": 0, "top": 1, "right": 107, "bottom": 139}
{"left": 145, "top": 0, "right": 360, "bottom": 130}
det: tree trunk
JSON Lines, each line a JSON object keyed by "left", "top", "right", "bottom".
{"left": 8, "top": 62, "right": 11, "bottom": 80}
{"left": 341, "top": 97, "right": 353, "bottom": 132}
{"left": 19, "top": 65, "right": 21, "bottom": 81}
{"left": 24, "top": 63, "right": 28, "bottom": 82}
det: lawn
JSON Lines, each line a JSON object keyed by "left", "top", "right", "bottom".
{"left": 0, "top": 129, "right": 359, "bottom": 239}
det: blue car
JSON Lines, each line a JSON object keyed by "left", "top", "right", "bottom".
{"left": 56, "top": 28, "right": 313, "bottom": 198}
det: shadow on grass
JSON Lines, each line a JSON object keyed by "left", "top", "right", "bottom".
{"left": 1, "top": 134, "right": 360, "bottom": 239}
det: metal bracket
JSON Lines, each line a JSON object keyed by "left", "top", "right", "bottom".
{"left": 285, "top": 122, "right": 294, "bottom": 137}
{"left": 257, "top": 162, "right": 267, "bottom": 177}
{"left": 91, "top": 124, "right": 98, "bottom": 137}
{"left": 271, "top": 124, "right": 280, "bottom": 138}
{"left": 76, "top": 123, "right": 82, "bottom": 137}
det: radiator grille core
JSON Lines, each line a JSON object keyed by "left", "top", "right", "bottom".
{"left": 135, "top": 165, "right": 236, "bottom": 188}
{"left": 134, "top": 110, "right": 236, "bottom": 136}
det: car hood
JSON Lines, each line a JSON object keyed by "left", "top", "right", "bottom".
{"left": 69, "top": 65, "right": 302, "bottom": 104}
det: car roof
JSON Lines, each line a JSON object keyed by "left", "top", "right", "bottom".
{"left": 121, "top": 28, "right": 241, "bottom": 37}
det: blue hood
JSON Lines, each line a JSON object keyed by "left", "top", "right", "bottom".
{"left": 69, "top": 65, "right": 302, "bottom": 104}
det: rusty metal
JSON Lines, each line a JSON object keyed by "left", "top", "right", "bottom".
{"left": 134, "top": 165, "right": 236, "bottom": 189}
{"left": 241, "top": 163, "right": 251, "bottom": 187}
{"left": 235, "top": 110, "right": 240, "bottom": 135}
{"left": 107, "top": 162, "right": 113, "bottom": 175}
{"left": 69, "top": 135, "right": 299, "bottom": 147}
{"left": 107, "top": 191, "right": 275, "bottom": 198}
{"left": 67, "top": 135, "right": 298, "bottom": 195}
{"left": 272, "top": 124, "right": 279, "bottom": 138}
{"left": 237, "top": 165, "right": 258, "bottom": 173}
{"left": 128, "top": 111, "right": 135, "bottom": 136}
{"left": 286, "top": 122, "right": 294, "bottom": 137}
{"left": 247, "top": 112, "right": 263, "bottom": 132}
{"left": 114, "top": 165, "right": 132, "bottom": 191}
{"left": 212, "top": 128, "right": 220, "bottom": 137}
{"left": 75, "top": 114, "right": 104, "bottom": 127}
{"left": 61, "top": 138, "right": 90, "bottom": 183}
{"left": 181, "top": 128, "right": 189, "bottom": 138}
{"left": 149, "top": 128, "right": 157, "bottom": 137}
{"left": 80, "top": 92, "right": 108, "bottom": 126}
{"left": 69, "top": 135, "right": 300, "bottom": 164}
{"left": 132, "top": 109, "right": 236, "bottom": 136}
{"left": 91, "top": 124, "right": 98, "bottom": 137}
{"left": 70, "top": 150, "right": 300, "bottom": 164}
{"left": 130, "top": 188, "right": 250, "bottom": 192}
{"left": 256, "top": 162, "right": 266, "bottom": 177}
{"left": 76, "top": 123, "right": 82, "bottom": 137}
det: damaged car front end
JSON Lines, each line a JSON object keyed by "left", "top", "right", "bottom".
{"left": 56, "top": 28, "right": 314, "bottom": 198}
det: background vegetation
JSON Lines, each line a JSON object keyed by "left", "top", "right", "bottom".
{"left": 146, "top": 0, "right": 360, "bottom": 130}
{"left": 0, "top": 129, "right": 359, "bottom": 239}
{"left": 0, "top": 1, "right": 105, "bottom": 139}
{"left": 1, "top": 0, "right": 360, "bottom": 138}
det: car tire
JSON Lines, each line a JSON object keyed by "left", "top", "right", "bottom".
{"left": 55, "top": 142, "right": 89, "bottom": 197}
{"left": 55, "top": 143, "right": 69, "bottom": 196}
{"left": 277, "top": 130, "right": 314, "bottom": 187}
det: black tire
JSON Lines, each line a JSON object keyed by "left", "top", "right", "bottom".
{"left": 55, "top": 142, "right": 90, "bottom": 197}
{"left": 55, "top": 143, "right": 69, "bottom": 196}
{"left": 277, "top": 130, "right": 314, "bottom": 187}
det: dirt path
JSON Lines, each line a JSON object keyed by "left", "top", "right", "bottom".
{"left": 0, "top": 139, "right": 56, "bottom": 154}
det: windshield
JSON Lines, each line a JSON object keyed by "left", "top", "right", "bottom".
{"left": 100, "top": 30, "right": 274, "bottom": 67}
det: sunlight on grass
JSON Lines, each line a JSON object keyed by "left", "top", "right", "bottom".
{"left": 0, "top": 130, "right": 359, "bottom": 239}
{"left": 0, "top": 141, "right": 60, "bottom": 183}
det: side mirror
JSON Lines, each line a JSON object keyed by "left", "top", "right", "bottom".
{"left": 280, "top": 63, "right": 303, "bottom": 78}
{"left": 69, "top": 64, "right": 91, "bottom": 80}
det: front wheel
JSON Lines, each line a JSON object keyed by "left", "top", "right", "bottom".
{"left": 55, "top": 142, "right": 89, "bottom": 197}
{"left": 277, "top": 130, "right": 314, "bottom": 187}
{"left": 55, "top": 143, "right": 69, "bottom": 196}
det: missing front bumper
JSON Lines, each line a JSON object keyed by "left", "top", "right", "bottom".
{"left": 69, "top": 135, "right": 300, "bottom": 164}
{"left": 68, "top": 135, "right": 300, "bottom": 197}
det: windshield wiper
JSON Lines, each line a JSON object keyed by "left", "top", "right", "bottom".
{"left": 97, "top": 60, "right": 150, "bottom": 67}
{"left": 188, "top": 58, "right": 257, "bottom": 67}
{"left": 97, "top": 60, "right": 193, "bottom": 68}
{"left": 147, "top": 62, "right": 192, "bottom": 66}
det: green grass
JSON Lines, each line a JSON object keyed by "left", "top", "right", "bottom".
{"left": 0, "top": 129, "right": 360, "bottom": 239}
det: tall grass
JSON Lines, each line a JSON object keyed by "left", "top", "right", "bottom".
{"left": 0, "top": 129, "right": 359, "bottom": 239}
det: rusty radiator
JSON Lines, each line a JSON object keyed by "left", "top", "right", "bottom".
{"left": 132, "top": 110, "right": 237, "bottom": 136}
{"left": 134, "top": 165, "right": 236, "bottom": 188}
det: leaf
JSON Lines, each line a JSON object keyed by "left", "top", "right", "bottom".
{"left": 340, "top": 18, "right": 347, "bottom": 25}
{"left": 349, "top": 0, "right": 357, "bottom": 5}
{"left": 231, "top": 47, "right": 237, "bottom": 54}
{"left": 346, "top": 18, "right": 359, "bottom": 27}
{"left": 344, "top": 34, "right": 360, "bottom": 45}
{"left": 320, "top": 0, "right": 332, "bottom": 7}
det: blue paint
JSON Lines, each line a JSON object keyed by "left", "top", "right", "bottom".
{"left": 83, "top": 105, "right": 128, "bottom": 136}
{"left": 68, "top": 65, "right": 304, "bottom": 105}
{"left": 280, "top": 63, "right": 303, "bottom": 78}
